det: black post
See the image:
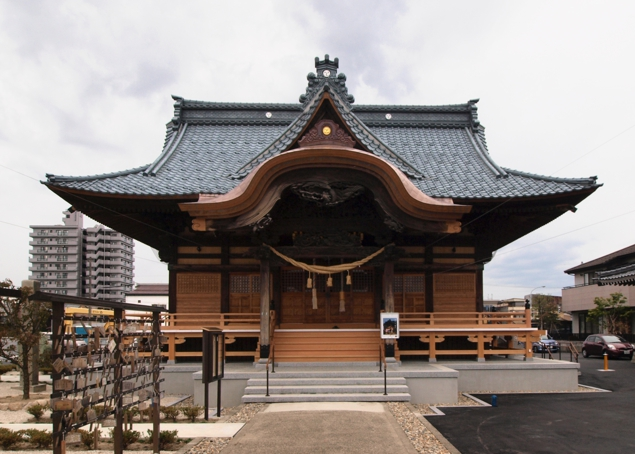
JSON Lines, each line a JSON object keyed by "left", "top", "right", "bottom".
{"left": 266, "top": 364, "right": 270, "bottom": 397}
{"left": 204, "top": 383, "right": 209, "bottom": 421}
{"left": 384, "top": 362, "right": 387, "bottom": 396}
{"left": 217, "top": 379, "right": 222, "bottom": 417}
{"left": 272, "top": 348, "right": 275, "bottom": 373}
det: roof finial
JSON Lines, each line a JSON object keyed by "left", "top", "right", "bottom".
{"left": 315, "top": 54, "right": 339, "bottom": 78}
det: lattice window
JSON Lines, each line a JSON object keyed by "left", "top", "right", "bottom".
{"left": 351, "top": 269, "right": 373, "bottom": 293}
{"left": 403, "top": 275, "right": 425, "bottom": 293}
{"left": 177, "top": 273, "right": 221, "bottom": 294}
{"left": 282, "top": 270, "right": 305, "bottom": 293}
{"left": 230, "top": 275, "right": 260, "bottom": 293}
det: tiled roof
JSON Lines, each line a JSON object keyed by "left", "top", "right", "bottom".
{"left": 564, "top": 244, "right": 635, "bottom": 274}
{"left": 45, "top": 59, "right": 599, "bottom": 200}
{"left": 596, "top": 263, "right": 635, "bottom": 286}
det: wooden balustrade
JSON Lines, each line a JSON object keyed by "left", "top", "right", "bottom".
{"left": 125, "top": 309, "right": 542, "bottom": 363}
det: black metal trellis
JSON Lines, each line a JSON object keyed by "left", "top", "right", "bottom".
{"left": 32, "top": 292, "right": 166, "bottom": 454}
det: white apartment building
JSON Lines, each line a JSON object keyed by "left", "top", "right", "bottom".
{"left": 29, "top": 210, "right": 135, "bottom": 302}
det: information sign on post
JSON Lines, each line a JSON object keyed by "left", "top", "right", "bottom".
{"left": 380, "top": 312, "right": 400, "bottom": 339}
{"left": 202, "top": 328, "right": 225, "bottom": 419}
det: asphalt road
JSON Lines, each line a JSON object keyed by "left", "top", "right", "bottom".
{"left": 427, "top": 357, "right": 635, "bottom": 454}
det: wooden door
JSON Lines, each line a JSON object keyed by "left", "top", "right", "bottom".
{"left": 280, "top": 268, "right": 375, "bottom": 325}
{"left": 393, "top": 274, "right": 426, "bottom": 313}
{"left": 229, "top": 274, "right": 260, "bottom": 313}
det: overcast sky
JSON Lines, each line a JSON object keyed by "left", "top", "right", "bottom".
{"left": 1, "top": 1, "right": 634, "bottom": 300}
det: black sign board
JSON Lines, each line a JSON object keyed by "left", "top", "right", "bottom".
{"left": 202, "top": 328, "right": 225, "bottom": 383}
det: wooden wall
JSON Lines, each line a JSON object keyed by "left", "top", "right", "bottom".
{"left": 175, "top": 272, "right": 221, "bottom": 313}
{"left": 433, "top": 273, "right": 477, "bottom": 312}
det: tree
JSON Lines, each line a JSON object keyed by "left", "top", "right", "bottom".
{"left": 533, "top": 294, "right": 560, "bottom": 331}
{"left": 587, "top": 292, "right": 632, "bottom": 335}
{"left": 0, "top": 280, "right": 51, "bottom": 399}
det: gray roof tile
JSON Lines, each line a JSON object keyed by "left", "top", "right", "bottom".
{"left": 46, "top": 68, "right": 598, "bottom": 199}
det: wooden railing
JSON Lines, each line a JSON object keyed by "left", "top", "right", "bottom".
{"left": 126, "top": 310, "right": 543, "bottom": 363}
{"left": 397, "top": 309, "right": 541, "bottom": 362}
{"left": 400, "top": 310, "right": 531, "bottom": 328}
{"left": 126, "top": 311, "right": 261, "bottom": 363}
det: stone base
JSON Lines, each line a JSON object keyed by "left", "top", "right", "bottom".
{"left": 31, "top": 384, "right": 47, "bottom": 393}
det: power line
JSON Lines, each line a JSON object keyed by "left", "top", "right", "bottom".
{"left": 0, "top": 220, "right": 30, "bottom": 230}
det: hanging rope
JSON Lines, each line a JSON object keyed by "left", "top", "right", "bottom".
{"left": 265, "top": 244, "right": 389, "bottom": 274}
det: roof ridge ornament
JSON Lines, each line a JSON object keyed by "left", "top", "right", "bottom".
{"left": 300, "top": 55, "right": 355, "bottom": 106}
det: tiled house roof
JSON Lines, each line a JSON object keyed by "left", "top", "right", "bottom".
{"left": 565, "top": 244, "right": 635, "bottom": 274}
{"left": 45, "top": 56, "right": 599, "bottom": 201}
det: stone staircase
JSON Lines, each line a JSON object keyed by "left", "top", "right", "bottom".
{"left": 241, "top": 369, "right": 411, "bottom": 403}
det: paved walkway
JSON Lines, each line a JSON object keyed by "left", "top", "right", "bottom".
{"left": 221, "top": 402, "right": 418, "bottom": 454}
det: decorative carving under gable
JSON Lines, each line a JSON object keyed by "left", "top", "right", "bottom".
{"left": 251, "top": 214, "right": 272, "bottom": 232}
{"left": 419, "top": 336, "right": 445, "bottom": 343}
{"left": 298, "top": 120, "right": 356, "bottom": 148}
{"left": 292, "top": 231, "right": 363, "bottom": 247}
{"left": 290, "top": 181, "right": 365, "bottom": 207}
{"left": 384, "top": 216, "right": 404, "bottom": 233}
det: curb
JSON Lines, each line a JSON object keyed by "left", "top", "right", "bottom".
{"left": 405, "top": 403, "right": 461, "bottom": 454}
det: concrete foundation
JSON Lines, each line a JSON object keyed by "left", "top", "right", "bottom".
{"left": 164, "top": 357, "right": 580, "bottom": 406}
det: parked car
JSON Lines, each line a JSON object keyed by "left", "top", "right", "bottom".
{"left": 532, "top": 334, "right": 560, "bottom": 353}
{"left": 582, "top": 334, "right": 634, "bottom": 360}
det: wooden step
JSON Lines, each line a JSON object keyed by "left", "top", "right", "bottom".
{"left": 271, "top": 330, "right": 382, "bottom": 362}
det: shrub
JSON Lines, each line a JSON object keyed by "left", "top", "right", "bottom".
{"left": 77, "top": 429, "right": 94, "bottom": 449}
{"left": 146, "top": 429, "right": 178, "bottom": 450}
{"left": 38, "top": 345, "right": 53, "bottom": 374}
{"left": 26, "top": 403, "right": 48, "bottom": 421}
{"left": 123, "top": 406, "right": 140, "bottom": 421}
{"left": 0, "top": 364, "right": 16, "bottom": 376}
{"left": 22, "top": 429, "right": 52, "bottom": 449}
{"left": 0, "top": 428, "right": 23, "bottom": 449}
{"left": 160, "top": 405, "right": 181, "bottom": 422}
{"left": 109, "top": 429, "right": 140, "bottom": 449}
{"left": 181, "top": 405, "right": 202, "bottom": 422}
{"left": 93, "top": 404, "right": 113, "bottom": 417}
{"left": 140, "top": 406, "right": 153, "bottom": 422}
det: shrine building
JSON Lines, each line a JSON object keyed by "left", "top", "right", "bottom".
{"left": 44, "top": 55, "right": 599, "bottom": 367}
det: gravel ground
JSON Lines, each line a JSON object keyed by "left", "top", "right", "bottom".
{"left": 387, "top": 402, "right": 451, "bottom": 454}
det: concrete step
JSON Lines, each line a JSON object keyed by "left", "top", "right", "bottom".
{"left": 247, "top": 377, "right": 407, "bottom": 386}
{"left": 271, "top": 355, "right": 379, "bottom": 362}
{"left": 250, "top": 370, "right": 402, "bottom": 379}
{"left": 242, "top": 393, "right": 411, "bottom": 403}
{"left": 244, "top": 384, "right": 410, "bottom": 394}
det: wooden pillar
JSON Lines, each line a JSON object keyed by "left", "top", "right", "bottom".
{"left": 476, "top": 268, "right": 484, "bottom": 312}
{"left": 425, "top": 247, "right": 434, "bottom": 313}
{"left": 113, "top": 308, "right": 123, "bottom": 454}
{"left": 383, "top": 261, "right": 395, "bottom": 312}
{"left": 477, "top": 333, "right": 485, "bottom": 362}
{"left": 168, "top": 269, "right": 177, "bottom": 313}
{"left": 272, "top": 267, "right": 281, "bottom": 326}
{"left": 52, "top": 300, "right": 65, "bottom": 454}
{"left": 151, "top": 312, "right": 161, "bottom": 453}
{"left": 259, "top": 259, "right": 270, "bottom": 359}
{"left": 383, "top": 261, "right": 395, "bottom": 357}
{"left": 429, "top": 335, "right": 437, "bottom": 363}
{"left": 221, "top": 242, "right": 230, "bottom": 313}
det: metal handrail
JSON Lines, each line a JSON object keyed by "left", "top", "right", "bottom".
{"left": 568, "top": 343, "right": 579, "bottom": 363}
{"left": 266, "top": 311, "right": 276, "bottom": 396}
{"left": 380, "top": 340, "right": 387, "bottom": 396}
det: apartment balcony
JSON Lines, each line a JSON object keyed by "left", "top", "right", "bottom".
{"left": 562, "top": 284, "right": 635, "bottom": 313}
